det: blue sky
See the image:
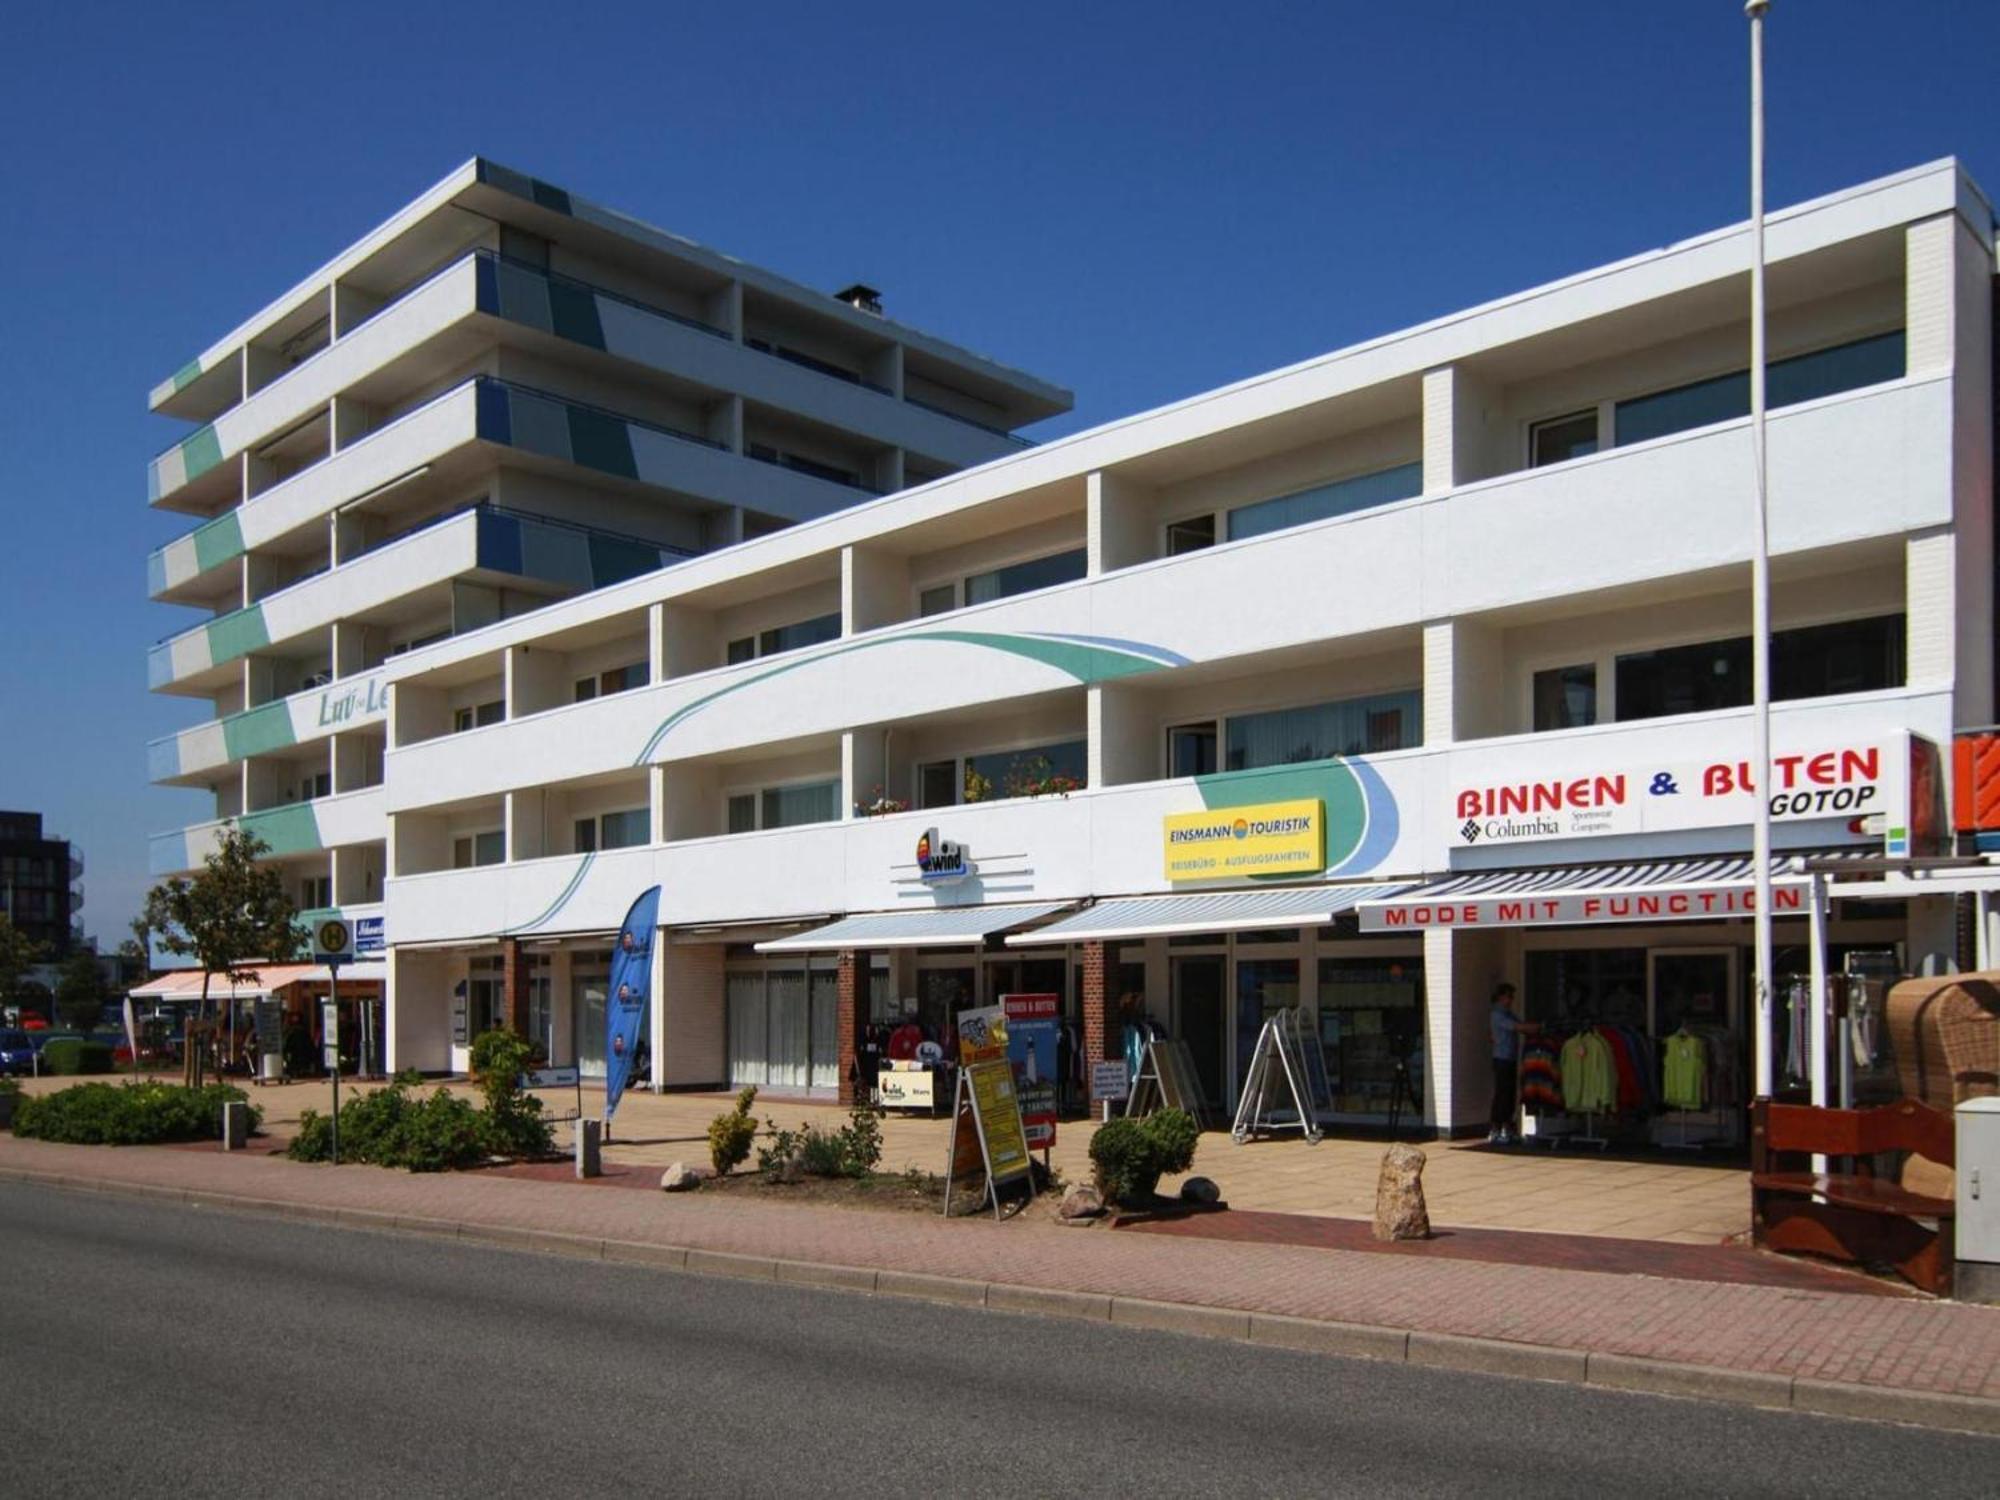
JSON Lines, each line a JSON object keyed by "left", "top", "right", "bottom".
{"left": 1, "top": 0, "right": 1995, "bottom": 938}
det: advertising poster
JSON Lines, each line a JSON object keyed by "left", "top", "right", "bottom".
{"left": 1002, "top": 993, "right": 1059, "bottom": 1150}
{"left": 966, "top": 1060, "right": 1032, "bottom": 1181}
{"left": 956, "top": 1004, "right": 1009, "bottom": 1065}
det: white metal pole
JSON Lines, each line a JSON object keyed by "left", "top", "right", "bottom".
{"left": 1747, "top": 0, "right": 1777, "bottom": 1100}
{"left": 1806, "top": 875, "right": 1827, "bottom": 1108}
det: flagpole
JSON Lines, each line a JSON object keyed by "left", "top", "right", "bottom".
{"left": 1747, "top": 0, "right": 1776, "bottom": 1100}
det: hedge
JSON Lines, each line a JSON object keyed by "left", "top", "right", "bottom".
{"left": 38, "top": 1039, "right": 115, "bottom": 1076}
{"left": 11, "top": 1082, "right": 255, "bottom": 1145}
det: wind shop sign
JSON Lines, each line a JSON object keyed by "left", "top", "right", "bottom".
{"left": 1450, "top": 737, "right": 1910, "bottom": 849}
{"left": 914, "top": 827, "right": 971, "bottom": 884}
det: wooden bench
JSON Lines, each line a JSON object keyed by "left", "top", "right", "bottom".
{"left": 1750, "top": 1098, "right": 1956, "bottom": 1296}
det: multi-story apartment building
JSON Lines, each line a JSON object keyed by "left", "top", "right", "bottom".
{"left": 0, "top": 811, "right": 78, "bottom": 958}
{"left": 366, "top": 158, "right": 1998, "bottom": 1139}
{"left": 144, "top": 159, "right": 1073, "bottom": 996}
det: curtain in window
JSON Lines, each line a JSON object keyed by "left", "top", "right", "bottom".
{"left": 767, "top": 970, "right": 809, "bottom": 1090}
{"left": 727, "top": 973, "right": 767, "bottom": 1086}
{"left": 1224, "top": 691, "right": 1419, "bottom": 770}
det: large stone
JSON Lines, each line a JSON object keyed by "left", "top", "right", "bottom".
{"left": 660, "top": 1161, "right": 707, "bottom": 1192}
{"left": 1058, "top": 1183, "right": 1105, "bottom": 1220}
{"left": 1179, "top": 1176, "right": 1221, "bottom": 1206}
{"left": 1372, "top": 1143, "right": 1431, "bottom": 1241}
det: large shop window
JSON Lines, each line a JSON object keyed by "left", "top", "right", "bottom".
{"left": 1224, "top": 690, "right": 1421, "bottom": 770}
{"left": 1524, "top": 948, "right": 1646, "bottom": 1029}
{"left": 1612, "top": 330, "right": 1905, "bottom": 448}
{"left": 1227, "top": 461, "right": 1422, "bottom": 543}
{"left": 1614, "top": 614, "right": 1904, "bottom": 723}
{"left": 727, "top": 968, "right": 840, "bottom": 1092}
{"left": 1318, "top": 957, "right": 1425, "bottom": 1118}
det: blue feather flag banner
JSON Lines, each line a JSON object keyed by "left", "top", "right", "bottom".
{"left": 603, "top": 885, "right": 661, "bottom": 1124}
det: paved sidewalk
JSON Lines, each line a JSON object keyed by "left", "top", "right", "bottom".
{"left": 41, "top": 1073, "right": 1748, "bottom": 1243}
{"left": 2, "top": 1133, "right": 1994, "bottom": 1428}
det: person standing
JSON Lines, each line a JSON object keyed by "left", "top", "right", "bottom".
{"left": 1488, "top": 982, "right": 1527, "bottom": 1145}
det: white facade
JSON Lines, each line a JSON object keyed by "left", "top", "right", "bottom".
{"left": 170, "top": 158, "right": 1996, "bottom": 1130}
{"left": 143, "top": 157, "right": 1073, "bottom": 961}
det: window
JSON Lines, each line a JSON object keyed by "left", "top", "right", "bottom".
{"left": 1613, "top": 614, "right": 1904, "bottom": 722}
{"left": 726, "top": 613, "right": 840, "bottom": 666}
{"left": 452, "top": 831, "right": 505, "bottom": 868}
{"left": 574, "top": 661, "right": 647, "bottom": 702}
{"left": 1224, "top": 690, "right": 1421, "bottom": 770}
{"left": 1529, "top": 410, "right": 1598, "bottom": 467}
{"left": 1532, "top": 665, "right": 1598, "bottom": 731}
{"left": 918, "top": 583, "right": 957, "bottom": 617}
{"left": 726, "top": 781, "right": 839, "bottom": 833}
{"left": 1168, "top": 722, "right": 1219, "bottom": 778}
{"left": 1165, "top": 515, "right": 1216, "bottom": 555}
{"left": 299, "top": 876, "right": 332, "bottom": 909}
{"left": 918, "top": 759, "right": 957, "bottom": 809}
{"left": 1227, "top": 462, "right": 1422, "bottom": 543}
{"left": 963, "top": 548, "right": 1086, "bottom": 607}
{"left": 1613, "top": 331, "right": 1905, "bottom": 448}
{"left": 453, "top": 699, "right": 504, "bottom": 733}
{"left": 599, "top": 808, "right": 649, "bottom": 849}
{"left": 573, "top": 818, "right": 597, "bottom": 854}
{"left": 293, "top": 769, "right": 332, "bottom": 802}
{"left": 963, "top": 740, "right": 1087, "bottom": 800}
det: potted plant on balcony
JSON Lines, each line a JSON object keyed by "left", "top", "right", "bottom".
{"left": 962, "top": 767, "right": 994, "bottom": 804}
{"left": 855, "top": 786, "right": 908, "bottom": 818}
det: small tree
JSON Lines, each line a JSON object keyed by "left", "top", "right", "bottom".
{"left": 55, "top": 949, "right": 107, "bottom": 1035}
{"left": 0, "top": 914, "right": 47, "bottom": 1019}
{"left": 142, "top": 827, "right": 301, "bottom": 1078}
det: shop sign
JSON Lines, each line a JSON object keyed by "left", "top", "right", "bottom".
{"left": 956, "top": 1004, "right": 1009, "bottom": 1065}
{"left": 1449, "top": 738, "right": 1907, "bottom": 849}
{"left": 1361, "top": 880, "right": 1808, "bottom": 932}
{"left": 877, "top": 1064, "right": 936, "bottom": 1110}
{"left": 1091, "top": 1061, "right": 1130, "bottom": 1103}
{"left": 1003, "top": 993, "right": 1059, "bottom": 1150}
{"left": 915, "top": 827, "right": 971, "bottom": 884}
{"left": 1163, "top": 798, "right": 1324, "bottom": 882}
{"left": 355, "top": 916, "right": 385, "bottom": 956}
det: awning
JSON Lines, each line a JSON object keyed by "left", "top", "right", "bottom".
{"left": 754, "top": 901, "right": 1075, "bottom": 953}
{"left": 127, "top": 962, "right": 385, "bottom": 1001}
{"left": 1005, "top": 884, "right": 1410, "bottom": 946}
{"left": 1357, "top": 855, "right": 1826, "bottom": 932}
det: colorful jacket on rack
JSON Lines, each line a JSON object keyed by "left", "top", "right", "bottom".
{"left": 1518, "top": 1036, "right": 1565, "bottom": 1111}
{"left": 1560, "top": 1031, "right": 1616, "bottom": 1114}
{"left": 1663, "top": 1030, "right": 1708, "bottom": 1111}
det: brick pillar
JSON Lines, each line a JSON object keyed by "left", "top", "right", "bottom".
{"left": 1081, "top": 939, "right": 1110, "bottom": 1069}
{"left": 502, "top": 937, "right": 529, "bottom": 1036}
{"left": 837, "top": 949, "right": 860, "bottom": 1104}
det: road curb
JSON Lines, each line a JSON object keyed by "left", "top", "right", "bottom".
{"left": 6, "top": 1165, "right": 1997, "bottom": 1437}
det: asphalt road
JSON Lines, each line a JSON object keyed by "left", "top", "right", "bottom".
{"left": 1, "top": 1181, "right": 1994, "bottom": 1498}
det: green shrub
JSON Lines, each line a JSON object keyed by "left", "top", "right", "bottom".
{"left": 707, "top": 1085, "right": 758, "bottom": 1176}
{"left": 13, "top": 1081, "right": 255, "bottom": 1144}
{"left": 288, "top": 1079, "right": 492, "bottom": 1171}
{"left": 38, "top": 1038, "right": 114, "bottom": 1076}
{"left": 757, "top": 1105, "right": 885, "bottom": 1181}
{"left": 1088, "top": 1108, "right": 1200, "bottom": 1205}
{"left": 467, "top": 1029, "right": 553, "bottom": 1160}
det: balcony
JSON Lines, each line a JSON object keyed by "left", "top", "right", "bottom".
{"left": 148, "top": 501, "right": 693, "bottom": 695}
{"left": 478, "top": 253, "right": 1030, "bottom": 469}
{"left": 381, "top": 685, "right": 1953, "bottom": 946}
{"left": 151, "top": 786, "right": 388, "bottom": 877}
{"left": 149, "top": 672, "right": 392, "bottom": 787}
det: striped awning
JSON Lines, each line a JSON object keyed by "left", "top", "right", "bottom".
{"left": 753, "top": 901, "right": 1076, "bottom": 953}
{"left": 1356, "top": 854, "right": 1840, "bottom": 932}
{"left": 1005, "top": 884, "right": 1409, "bottom": 945}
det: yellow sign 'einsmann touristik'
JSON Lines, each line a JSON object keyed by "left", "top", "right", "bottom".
{"left": 1162, "top": 798, "right": 1325, "bottom": 881}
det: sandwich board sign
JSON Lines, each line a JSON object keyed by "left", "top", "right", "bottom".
{"left": 943, "top": 1005, "right": 1036, "bottom": 1219}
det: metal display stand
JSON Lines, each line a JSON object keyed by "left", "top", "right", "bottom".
{"left": 1232, "top": 1007, "right": 1324, "bottom": 1144}
{"left": 1124, "top": 1037, "right": 1213, "bottom": 1128}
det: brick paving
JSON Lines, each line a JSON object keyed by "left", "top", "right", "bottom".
{"left": 3, "top": 1133, "right": 1996, "bottom": 1402}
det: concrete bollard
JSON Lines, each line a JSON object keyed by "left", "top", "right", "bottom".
{"left": 222, "top": 1100, "right": 251, "bottom": 1151}
{"left": 576, "top": 1118, "right": 602, "bottom": 1179}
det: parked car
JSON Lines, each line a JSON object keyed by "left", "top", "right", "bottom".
{"left": 0, "top": 1028, "right": 38, "bottom": 1075}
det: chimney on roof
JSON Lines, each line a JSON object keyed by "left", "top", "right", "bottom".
{"left": 833, "top": 283, "right": 883, "bottom": 316}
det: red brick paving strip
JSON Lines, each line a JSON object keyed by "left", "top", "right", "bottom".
{"left": 5, "top": 1136, "right": 1996, "bottom": 1401}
